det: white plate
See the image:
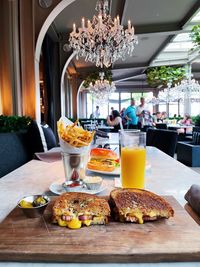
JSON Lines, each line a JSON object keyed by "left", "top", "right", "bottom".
{"left": 87, "top": 167, "right": 120, "bottom": 176}
{"left": 87, "top": 162, "right": 151, "bottom": 176}
{"left": 49, "top": 180, "right": 107, "bottom": 195}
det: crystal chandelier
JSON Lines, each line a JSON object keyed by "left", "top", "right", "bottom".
{"left": 69, "top": 0, "right": 138, "bottom": 68}
{"left": 88, "top": 72, "right": 116, "bottom": 104}
{"left": 171, "top": 65, "right": 200, "bottom": 101}
{"left": 157, "top": 66, "right": 200, "bottom": 104}
{"left": 158, "top": 82, "right": 182, "bottom": 103}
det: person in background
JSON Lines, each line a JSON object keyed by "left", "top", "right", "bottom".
{"left": 109, "top": 107, "right": 114, "bottom": 121}
{"left": 124, "top": 98, "right": 138, "bottom": 129}
{"left": 136, "top": 97, "right": 152, "bottom": 129}
{"left": 107, "top": 110, "right": 122, "bottom": 131}
{"left": 179, "top": 114, "right": 193, "bottom": 125}
{"left": 93, "top": 106, "right": 100, "bottom": 118}
{"left": 120, "top": 107, "right": 126, "bottom": 117}
{"left": 177, "top": 114, "right": 193, "bottom": 134}
{"left": 152, "top": 111, "right": 162, "bottom": 125}
{"left": 89, "top": 113, "right": 94, "bottom": 119}
{"left": 161, "top": 111, "right": 167, "bottom": 121}
{"left": 120, "top": 107, "right": 127, "bottom": 128}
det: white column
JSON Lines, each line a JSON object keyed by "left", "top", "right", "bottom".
{"left": 183, "top": 94, "right": 191, "bottom": 115}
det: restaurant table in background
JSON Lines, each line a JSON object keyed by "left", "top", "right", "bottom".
{"left": 167, "top": 124, "right": 194, "bottom": 134}
{"left": 95, "top": 132, "right": 119, "bottom": 146}
{"left": 84, "top": 123, "right": 114, "bottom": 131}
{"left": 0, "top": 147, "right": 200, "bottom": 266}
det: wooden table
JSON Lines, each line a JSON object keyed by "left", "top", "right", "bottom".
{"left": 0, "top": 147, "right": 200, "bottom": 267}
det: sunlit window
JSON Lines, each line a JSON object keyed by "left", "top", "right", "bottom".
{"left": 120, "top": 93, "right": 131, "bottom": 111}
{"left": 108, "top": 93, "right": 120, "bottom": 114}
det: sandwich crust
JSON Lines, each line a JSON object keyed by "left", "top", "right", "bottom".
{"left": 110, "top": 188, "right": 174, "bottom": 224}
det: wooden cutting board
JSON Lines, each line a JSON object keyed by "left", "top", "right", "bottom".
{"left": 0, "top": 196, "right": 200, "bottom": 263}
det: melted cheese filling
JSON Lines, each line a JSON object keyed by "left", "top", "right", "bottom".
{"left": 57, "top": 216, "right": 105, "bottom": 228}
{"left": 127, "top": 210, "right": 158, "bottom": 224}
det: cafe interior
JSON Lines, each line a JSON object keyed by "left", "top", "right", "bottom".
{"left": 1, "top": 0, "right": 200, "bottom": 265}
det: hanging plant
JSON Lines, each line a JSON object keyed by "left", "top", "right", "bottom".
{"left": 190, "top": 24, "right": 200, "bottom": 52}
{"left": 146, "top": 66, "right": 186, "bottom": 88}
{"left": 83, "top": 70, "right": 113, "bottom": 88}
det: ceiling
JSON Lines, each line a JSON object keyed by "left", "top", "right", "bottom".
{"left": 48, "top": 0, "right": 200, "bottom": 91}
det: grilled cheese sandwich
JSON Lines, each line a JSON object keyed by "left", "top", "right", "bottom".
{"left": 110, "top": 188, "right": 174, "bottom": 224}
{"left": 52, "top": 192, "right": 110, "bottom": 229}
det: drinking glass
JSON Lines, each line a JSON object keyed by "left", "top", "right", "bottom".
{"left": 119, "top": 131, "right": 146, "bottom": 189}
{"left": 61, "top": 152, "right": 89, "bottom": 182}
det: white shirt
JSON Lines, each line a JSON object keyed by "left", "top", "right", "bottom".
{"left": 107, "top": 116, "right": 122, "bottom": 127}
{"left": 93, "top": 109, "right": 100, "bottom": 118}
{"left": 136, "top": 104, "right": 150, "bottom": 122}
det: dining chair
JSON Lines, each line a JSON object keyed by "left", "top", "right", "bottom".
{"left": 155, "top": 123, "right": 167, "bottom": 129}
{"left": 146, "top": 128, "right": 178, "bottom": 157}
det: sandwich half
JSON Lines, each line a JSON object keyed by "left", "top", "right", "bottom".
{"left": 52, "top": 192, "right": 110, "bottom": 229}
{"left": 110, "top": 188, "right": 174, "bottom": 224}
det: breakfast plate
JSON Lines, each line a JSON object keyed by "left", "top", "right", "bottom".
{"left": 49, "top": 180, "right": 107, "bottom": 195}
{"left": 86, "top": 167, "right": 121, "bottom": 176}
{"left": 87, "top": 162, "right": 151, "bottom": 176}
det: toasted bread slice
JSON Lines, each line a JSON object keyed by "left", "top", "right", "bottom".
{"left": 52, "top": 192, "right": 110, "bottom": 228}
{"left": 110, "top": 188, "right": 174, "bottom": 224}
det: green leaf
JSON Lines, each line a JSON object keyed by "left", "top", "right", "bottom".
{"left": 146, "top": 66, "right": 186, "bottom": 88}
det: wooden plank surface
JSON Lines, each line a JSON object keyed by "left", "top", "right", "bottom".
{"left": 0, "top": 196, "right": 200, "bottom": 263}
{"left": 185, "top": 203, "right": 200, "bottom": 226}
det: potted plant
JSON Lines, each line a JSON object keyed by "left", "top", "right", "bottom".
{"left": 190, "top": 24, "right": 200, "bottom": 52}
{"left": 193, "top": 115, "right": 200, "bottom": 126}
{"left": 83, "top": 69, "right": 113, "bottom": 88}
{"left": 146, "top": 66, "right": 186, "bottom": 88}
{"left": 0, "top": 115, "right": 32, "bottom": 133}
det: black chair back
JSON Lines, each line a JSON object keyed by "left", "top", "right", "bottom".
{"left": 146, "top": 128, "right": 178, "bottom": 157}
{"left": 156, "top": 123, "right": 167, "bottom": 129}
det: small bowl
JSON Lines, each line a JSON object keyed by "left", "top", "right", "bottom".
{"left": 62, "top": 180, "right": 84, "bottom": 192}
{"left": 17, "top": 195, "right": 50, "bottom": 218}
{"left": 84, "top": 176, "right": 103, "bottom": 190}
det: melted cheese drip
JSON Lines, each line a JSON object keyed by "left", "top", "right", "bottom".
{"left": 67, "top": 218, "right": 82, "bottom": 229}
{"left": 83, "top": 220, "right": 92, "bottom": 226}
{"left": 58, "top": 218, "right": 68, "bottom": 227}
{"left": 128, "top": 210, "right": 158, "bottom": 224}
{"left": 133, "top": 211, "right": 144, "bottom": 224}
{"left": 57, "top": 216, "right": 106, "bottom": 229}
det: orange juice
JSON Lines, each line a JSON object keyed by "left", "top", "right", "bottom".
{"left": 121, "top": 147, "right": 146, "bottom": 189}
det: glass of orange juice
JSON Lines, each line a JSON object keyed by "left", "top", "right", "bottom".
{"left": 119, "top": 131, "right": 146, "bottom": 189}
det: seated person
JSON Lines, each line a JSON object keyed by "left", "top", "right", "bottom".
{"left": 141, "top": 110, "right": 153, "bottom": 131}
{"left": 120, "top": 107, "right": 127, "bottom": 128}
{"left": 179, "top": 114, "right": 193, "bottom": 125}
{"left": 177, "top": 114, "right": 193, "bottom": 134}
{"left": 161, "top": 111, "right": 168, "bottom": 122}
{"left": 153, "top": 111, "right": 162, "bottom": 125}
{"left": 107, "top": 110, "right": 122, "bottom": 131}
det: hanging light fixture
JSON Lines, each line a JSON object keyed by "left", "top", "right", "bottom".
{"left": 69, "top": 0, "right": 138, "bottom": 68}
{"left": 171, "top": 65, "right": 200, "bottom": 101}
{"left": 87, "top": 72, "right": 116, "bottom": 104}
{"left": 158, "top": 82, "right": 182, "bottom": 103}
